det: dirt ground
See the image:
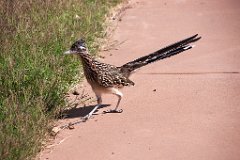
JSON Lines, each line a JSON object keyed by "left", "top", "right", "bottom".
{"left": 39, "top": 0, "right": 240, "bottom": 159}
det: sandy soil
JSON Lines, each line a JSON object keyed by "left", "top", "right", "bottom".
{"left": 39, "top": 0, "right": 240, "bottom": 159}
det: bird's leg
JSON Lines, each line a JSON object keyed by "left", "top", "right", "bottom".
{"left": 104, "top": 88, "right": 123, "bottom": 113}
{"left": 112, "top": 94, "right": 123, "bottom": 113}
{"left": 82, "top": 94, "right": 102, "bottom": 121}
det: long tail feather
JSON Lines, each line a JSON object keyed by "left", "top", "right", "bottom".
{"left": 120, "top": 34, "right": 201, "bottom": 77}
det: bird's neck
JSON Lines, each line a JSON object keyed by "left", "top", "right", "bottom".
{"left": 78, "top": 51, "right": 94, "bottom": 67}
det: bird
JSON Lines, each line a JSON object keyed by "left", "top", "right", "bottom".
{"left": 64, "top": 34, "right": 201, "bottom": 121}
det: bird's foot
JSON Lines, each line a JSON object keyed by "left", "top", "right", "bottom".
{"left": 103, "top": 109, "right": 123, "bottom": 114}
{"left": 81, "top": 104, "right": 101, "bottom": 122}
{"left": 81, "top": 113, "right": 93, "bottom": 122}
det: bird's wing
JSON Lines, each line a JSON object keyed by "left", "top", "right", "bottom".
{"left": 94, "top": 62, "right": 134, "bottom": 88}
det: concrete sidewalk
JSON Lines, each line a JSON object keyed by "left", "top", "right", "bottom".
{"left": 40, "top": 0, "right": 240, "bottom": 159}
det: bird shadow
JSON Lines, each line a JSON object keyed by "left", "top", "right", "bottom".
{"left": 61, "top": 104, "right": 110, "bottom": 119}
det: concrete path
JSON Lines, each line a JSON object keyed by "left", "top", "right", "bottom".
{"left": 40, "top": 0, "right": 240, "bottom": 159}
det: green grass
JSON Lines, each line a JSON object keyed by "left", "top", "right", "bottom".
{"left": 0, "top": 0, "right": 121, "bottom": 159}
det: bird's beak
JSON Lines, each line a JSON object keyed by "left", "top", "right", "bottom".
{"left": 64, "top": 50, "right": 77, "bottom": 54}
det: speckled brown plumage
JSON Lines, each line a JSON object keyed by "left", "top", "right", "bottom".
{"left": 80, "top": 53, "right": 134, "bottom": 88}
{"left": 64, "top": 34, "right": 201, "bottom": 120}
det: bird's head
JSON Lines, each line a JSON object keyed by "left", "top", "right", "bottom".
{"left": 64, "top": 39, "right": 87, "bottom": 55}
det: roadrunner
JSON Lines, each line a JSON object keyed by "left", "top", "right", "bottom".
{"left": 64, "top": 34, "right": 201, "bottom": 120}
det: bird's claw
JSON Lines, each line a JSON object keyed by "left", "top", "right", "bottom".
{"left": 103, "top": 109, "right": 123, "bottom": 114}
{"left": 81, "top": 115, "right": 91, "bottom": 122}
